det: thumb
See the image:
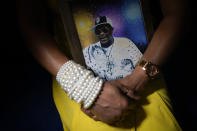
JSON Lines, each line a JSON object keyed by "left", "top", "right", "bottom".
{"left": 81, "top": 106, "right": 94, "bottom": 117}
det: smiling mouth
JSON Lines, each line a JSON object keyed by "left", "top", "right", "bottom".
{"left": 101, "top": 37, "right": 107, "bottom": 40}
{"left": 100, "top": 37, "right": 108, "bottom": 42}
{"left": 100, "top": 36, "right": 107, "bottom": 40}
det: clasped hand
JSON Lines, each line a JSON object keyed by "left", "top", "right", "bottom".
{"left": 81, "top": 66, "right": 149, "bottom": 124}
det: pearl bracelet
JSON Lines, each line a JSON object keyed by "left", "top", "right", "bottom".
{"left": 56, "top": 60, "right": 103, "bottom": 109}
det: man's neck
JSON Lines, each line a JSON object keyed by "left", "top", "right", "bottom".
{"left": 100, "top": 37, "right": 114, "bottom": 48}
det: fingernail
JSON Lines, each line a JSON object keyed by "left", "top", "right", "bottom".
{"left": 92, "top": 116, "right": 98, "bottom": 121}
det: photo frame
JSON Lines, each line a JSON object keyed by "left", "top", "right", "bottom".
{"left": 58, "top": 0, "right": 155, "bottom": 80}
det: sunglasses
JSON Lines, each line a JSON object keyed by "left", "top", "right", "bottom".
{"left": 95, "top": 27, "right": 110, "bottom": 35}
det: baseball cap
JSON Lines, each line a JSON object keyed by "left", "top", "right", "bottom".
{"left": 91, "top": 16, "right": 113, "bottom": 31}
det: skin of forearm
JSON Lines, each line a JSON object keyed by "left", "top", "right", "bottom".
{"left": 142, "top": 0, "right": 189, "bottom": 66}
{"left": 18, "top": 0, "right": 69, "bottom": 76}
{"left": 24, "top": 29, "right": 69, "bottom": 76}
{"left": 142, "top": 14, "right": 187, "bottom": 66}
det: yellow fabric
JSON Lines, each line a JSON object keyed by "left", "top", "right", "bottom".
{"left": 52, "top": 76, "right": 182, "bottom": 131}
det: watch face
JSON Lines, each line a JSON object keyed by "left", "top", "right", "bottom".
{"left": 147, "top": 64, "right": 159, "bottom": 77}
{"left": 138, "top": 60, "right": 160, "bottom": 79}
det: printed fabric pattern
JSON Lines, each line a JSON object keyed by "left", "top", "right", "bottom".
{"left": 83, "top": 37, "right": 142, "bottom": 81}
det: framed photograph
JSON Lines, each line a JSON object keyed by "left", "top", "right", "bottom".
{"left": 58, "top": 0, "right": 155, "bottom": 81}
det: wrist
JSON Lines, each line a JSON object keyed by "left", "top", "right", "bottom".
{"left": 135, "top": 65, "right": 149, "bottom": 77}
{"left": 122, "top": 66, "right": 149, "bottom": 87}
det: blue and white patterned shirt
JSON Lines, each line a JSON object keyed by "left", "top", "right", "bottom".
{"left": 83, "top": 37, "right": 142, "bottom": 81}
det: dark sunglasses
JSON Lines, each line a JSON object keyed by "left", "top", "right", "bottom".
{"left": 95, "top": 27, "right": 110, "bottom": 35}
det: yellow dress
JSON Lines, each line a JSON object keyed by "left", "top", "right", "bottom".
{"left": 52, "top": 76, "right": 182, "bottom": 131}
{"left": 47, "top": 0, "right": 182, "bottom": 130}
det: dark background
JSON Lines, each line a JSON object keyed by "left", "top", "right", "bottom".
{"left": 1, "top": 0, "right": 197, "bottom": 131}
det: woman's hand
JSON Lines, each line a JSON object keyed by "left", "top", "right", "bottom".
{"left": 117, "top": 66, "right": 149, "bottom": 100}
{"left": 81, "top": 81, "right": 129, "bottom": 124}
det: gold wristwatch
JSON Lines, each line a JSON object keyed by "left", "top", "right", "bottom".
{"left": 136, "top": 60, "right": 160, "bottom": 79}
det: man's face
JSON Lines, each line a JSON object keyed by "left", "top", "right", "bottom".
{"left": 95, "top": 24, "right": 113, "bottom": 44}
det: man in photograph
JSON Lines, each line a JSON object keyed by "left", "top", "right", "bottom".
{"left": 83, "top": 16, "right": 142, "bottom": 81}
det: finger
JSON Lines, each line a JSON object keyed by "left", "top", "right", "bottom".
{"left": 135, "top": 82, "right": 145, "bottom": 91}
{"left": 127, "top": 90, "right": 141, "bottom": 100}
{"left": 92, "top": 115, "right": 100, "bottom": 121}
{"left": 118, "top": 85, "right": 130, "bottom": 94}
{"left": 111, "top": 114, "right": 124, "bottom": 126}
{"left": 81, "top": 107, "right": 94, "bottom": 117}
{"left": 117, "top": 84, "right": 141, "bottom": 100}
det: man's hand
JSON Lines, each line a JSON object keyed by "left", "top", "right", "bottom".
{"left": 81, "top": 81, "right": 129, "bottom": 124}
{"left": 117, "top": 66, "right": 149, "bottom": 100}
